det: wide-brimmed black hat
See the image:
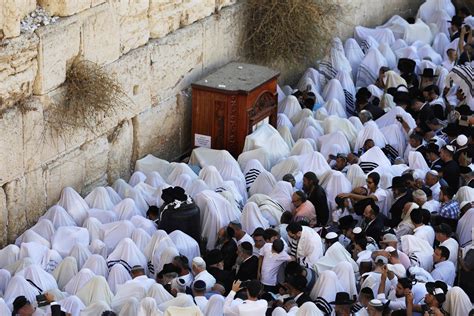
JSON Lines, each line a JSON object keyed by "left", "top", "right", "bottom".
{"left": 448, "top": 15, "right": 463, "bottom": 27}
{"left": 339, "top": 215, "right": 358, "bottom": 230}
{"left": 419, "top": 68, "right": 438, "bottom": 78}
{"left": 353, "top": 198, "right": 373, "bottom": 216}
{"left": 330, "top": 292, "right": 355, "bottom": 305}
{"left": 398, "top": 58, "right": 416, "bottom": 73}
{"left": 388, "top": 176, "right": 405, "bottom": 189}
{"left": 442, "top": 123, "right": 460, "bottom": 137}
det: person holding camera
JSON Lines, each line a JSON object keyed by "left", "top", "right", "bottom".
{"left": 223, "top": 280, "right": 268, "bottom": 316}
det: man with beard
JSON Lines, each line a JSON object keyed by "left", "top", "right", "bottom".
{"left": 302, "top": 172, "right": 330, "bottom": 226}
{"left": 377, "top": 267, "right": 413, "bottom": 312}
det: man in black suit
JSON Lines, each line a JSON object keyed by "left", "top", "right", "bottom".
{"left": 234, "top": 242, "right": 258, "bottom": 281}
{"left": 409, "top": 133, "right": 429, "bottom": 164}
{"left": 287, "top": 275, "right": 312, "bottom": 307}
{"left": 410, "top": 93, "right": 435, "bottom": 134}
{"left": 205, "top": 249, "right": 234, "bottom": 295}
{"left": 388, "top": 176, "right": 413, "bottom": 227}
{"left": 362, "top": 200, "right": 385, "bottom": 243}
{"left": 302, "top": 172, "right": 330, "bottom": 226}
{"left": 356, "top": 87, "right": 385, "bottom": 120}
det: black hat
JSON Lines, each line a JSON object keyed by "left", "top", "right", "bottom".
{"left": 353, "top": 198, "right": 373, "bottom": 216}
{"left": 425, "top": 281, "right": 447, "bottom": 303}
{"left": 288, "top": 275, "right": 307, "bottom": 292}
{"left": 356, "top": 87, "right": 372, "bottom": 100}
{"left": 398, "top": 58, "right": 416, "bottom": 73}
{"left": 205, "top": 249, "right": 223, "bottom": 266}
{"left": 421, "top": 186, "right": 433, "bottom": 198}
{"left": 330, "top": 292, "right": 355, "bottom": 305}
{"left": 419, "top": 68, "right": 438, "bottom": 78}
{"left": 449, "top": 15, "right": 463, "bottom": 27}
{"left": 434, "top": 223, "right": 452, "bottom": 236}
{"left": 443, "top": 123, "right": 460, "bottom": 137}
{"left": 425, "top": 143, "right": 440, "bottom": 154}
{"left": 388, "top": 176, "right": 405, "bottom": 189}
{"left": 393, "top": 91, "right": 411, "bottom": 105}
{"left": 193, "top": 280, "right": 206, "bottom": 291}
{"left": 339, "top": 215, "right": 357, "bottom": 230}
{"left": 12, "top": 296, "right": 30, "bottom": 314}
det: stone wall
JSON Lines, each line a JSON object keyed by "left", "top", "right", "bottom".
{"left": 0, "top": 0, "right": 424, "bottom": 245}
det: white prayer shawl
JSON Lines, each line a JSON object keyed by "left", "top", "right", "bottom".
{"left": 19, "top": 242, "right": 48, "bottom": 266}
{"left": 395, "top": 46, "right": 420, "bottom": 63}
{"left": 314, "top": 242, "right": 358, "bottom": 274}
{"left": 52, "top": 226, "right": 89, "bottom": 258}
{"left": 148, "top": 283, "right": 174, "bottom": 306}
{"left": 138, "top": 297, "right": 163, "bottom": 316}
{"left": 292, "top": 226, "right": 323, "bottom": 268}
{"left": 325, "top": 99, "right": 347, "bottom": 118}
{"left": 417, "top": 0, "right": 455, "bottom": 23}
{"left": 302, "top": 126, "right": 322, "bottom": 147}
{"left": 199, "top": 165, "right": 224, "bottom": 190}
{"left": 167, "top": 162, "right": 198, "bottom": 184}
{"left": 354, "top": 121, "right": 387, "bottom": 151}
{"left": 296, "top": 302, "right": 323, "bottom": 316}
{"left": 16, "top": 230, "right": 50, "bottom": 248}
{"left": 187, "top": 179, "right": 209, "bottom": 199}
{"left": 321, "top": 171, "right": 352, "bottom": 211}
{"left": 319, "top": 39, "right": 352, "bottom": 82}
{"left": 106, "top": 186, "right": 122, "bottom": 206}
{"left": 290, "top": 138, "right": 314, "bottom": 158}
{"left": 170, "top": 174, "right": 192, "bottom": 194}
{"left": 297, "top": 77, "right": 320, "bottom": 96}
{"left": 271, "top": 156, "right": 301, "bottom": 181}
{"left": 333, "top": 261, "right": 358, "bottom": 298}
{"left": 169, "top": 230, "right": 200, "bottom": 266}
{"left": 446, "top": 65, "right": 474, "bottom": 110}
{"left": 130, "top": 213, "right": 158, "bottom": 237}
{"left": 41, "top": 205, "right": 76, "bottom": 229}
{"left": 107, "top": 238, "right": 147, "bottom": 274}
{"left": 82, "top": 217, "right": 102, "bottom": 243}
{"left": 107, "top": 263, "right": 132, "bottom": 294}
{"left": 129, "top": 171, "right": 147, "bottom": 187}
{"left": 277, "top": 126, "right": 295, "bottom": 151}
{"left": 298, "top": 68, "right": 324, "bottom": 93}
{"left": 247, "top": 194, "right": 286, "bottom": 227}
{"left": 216, "top": 159, "right": 247, "bottom": 203}
{"left": 64, "top": 268, "right": 95, "bottom": 295}
{"left": 158, "top": 293, "right": 195, "bottom": 312}
{"left": 344, "top": 38, "right": 365, "bottom": 80}
{"left": 380, "top": 122, "right": 406, "bottom": 157}
{"left": 357, "top": 47, "right": 388, "bottom": 88}
{"left": 113, "top": 178, "right": 134, "bottom": 199}
{"left": 144, "top": 230, "right": 173, "bottom": 263}
{"left": 52, "top": 257, "right": 78, "bottom": 290}
{"left": 77, "top": 275, "right": 113, "bottom": 307}
{"left": 87, "top": 208, "right": 117, "bottom": 224}
{"left": 195, "top": 190, "right": 240, "bottom": 250}
{"left": 376, "top": 106, "right": 417, "bottom": 130}
{"left": 135, "top": 154, "right": 172, "bottom": 180}
{"left": 346, "top": 164, "right": 367, "bottom": 189}
{"left": 355, "top": 26, "right": 395, "bottom": 46}
{"left": 132, "top": 228, "right": 152, "bottom": 254}
{"left": 204, "top": 294, "right": 224, "bottom": 316}
{"left": 318, "top": 131, "right": 351, "bottom": 160}
{"left": 0, "top": 269, "right": 11, "bottom": 296}
{"left": 378, "top": 15, "right": 409, "bottom": 40}
{"left": 4, "top": 275, "right": 40, "bottom": 309}
{"left": 83, "top": 254, "right": 109, "bottom": 278}
{"left": 359, "top": 146, "right": 391, "bottom": 169}
{"left": 401, "top": 235, "right": 434, "bottom": 272}
{"left": 269, "top": 181, "right": 294, "bottom": 212}
{"left": 409, "top": 151, "right": 429, "bottom": 172}
{"left": 456, "top": 208, "right": 474, "bottom": 248}
{"left": 295, "top": 151, "right": 331, "bottom": 178}
{"left": 134, "top": 182, "right": 160, "bottom": 207}
{"left": 383, "top": 71, "right": 407, "bottom": 90}
{"left": 101, "top": 220, "right": 135, "bottom": 254}
{"left": 16, "top": 264, "right": 58, "bottom": 293}
{"left": 69, "top": 244, "right": 92, "bottom": 270}
{"left": 145, "top": 172, "right": 167, "bottom": 189}
{"left": 436, "top": 66, "right": 449, "bottom": 92}
{"left": 0, "top": 298, "right": 11, "bottom": 316}
{"left": 378, "top": 43, "right": 397, "bottom": 69}
{"left": 79, "top": 301, "right": 111, "bottom": 316}
{"left": 85, "top": 187, "right": 114, "bottom": 211}
{"left": 391, "top": 38, "right": 408, "bottom": 51}
{"left": 292, "top": 117, "right": 324, "bottom": 141}
{"left": 279, "top": 95, "right": 302, "bottom": 121}
{"left": 455, "top": 186, "right": 474, "bottom": 204}
{"left": 418, "top": 44, "right": 443, "bottom": 66}
{"left": 282, "top": 85, "right": 294, "bottom": 96}
{"left": 57, "top": 295, "right": 85, "bottom": 316}
{"left": 241, "top": 202, "right": 270, "bottom": 234}
{"left": 290, "top": 108, "right": 313, "bottom": 126}
{"left": 249, "top": 170, "right": 277, "bottom": 196}
{"left": 348, "top": 116, "right": 364, "bottom": 133}
{"left": 310, "top": 270, "right": 344, "bottom": 301}
{"left": 43, "top": 249, "right": 62, "bottom": 273}
{"left": 277, "top": 84, "right": 285, "bottom": 102}
{"left": 4, "top": 257, "right": 34, "bottom": 277}
{"left": 336, "top": 70, "right": 356, "bottom": 104}
{"left": 57, "top": 187, "right": 89, "bottom": 226}
{"left": 432, "top": 33, "right": 450, "bottom": 58}
{"left": 443, "top": 287, "right": 472, "bottom": 316}
{"left": 28, "top": 219, "right": 55, "bottom": 243}
{"left": 403, "top": 19, "right": 433, "bottom": 45}
{"left": 113, "top": 198, "right": 141, "bottom": 221}
{"left": 322, "top": 79, "right": 346, "bottom": 109}
{"left": 277, "top": 113, "right": 294, "bottom": 130}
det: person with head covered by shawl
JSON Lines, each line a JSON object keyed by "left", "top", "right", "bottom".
{"left": 355, "top": 87, "right": 385, "bottom": 120}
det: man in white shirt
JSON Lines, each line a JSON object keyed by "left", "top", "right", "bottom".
{"left": 258, "top": 239, "right": 291, "bottom": 291}
{"left": 431, "top": 246, "right": 456, "bottom": 286}
{"left": 129, "top": 265, "right": 156, "bottom": 292}
{"left": 425, "top": 170, "right": 441, "bottom": 202}
{"left": 229, "top": 220, "right": 255, "bottom": 246}
{"left": 172, "top": 255, "right": 194, "bottom": 287}
{"left": 377, "top": 266, "right": 412, "bottom": 312}
{"left": 411, "top": 208, "right": 435, "bottom": 246}
{"left": 192, "top": 257, "right": 216, "bottom": 291}
{"left": 224, "top": 280, "right": 268, "bottom": 316}
{"left": 434, "top": 224, "right": 459, "bottom": 266}
{"left": 192, "top": 280, "right": 208, "bottom": 313}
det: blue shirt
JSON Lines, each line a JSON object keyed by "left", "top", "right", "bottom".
{"left": 439, "top": 200, "right": 460, "bottom": 219}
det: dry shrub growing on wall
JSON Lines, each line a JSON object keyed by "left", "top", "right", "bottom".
{"left": 46, "top": 60, "right": 130, "bottom": 136}
{"left": 242, "top": 0, "right": 341, "bottom": 81}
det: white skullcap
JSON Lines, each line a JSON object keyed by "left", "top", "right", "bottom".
{"left": 427, "top": 170, "right": 439, "bottom": 176}
{"left": 192, "top": 257, "right": 206, "bottom": 268}
{"left": 385, "top": 246, "right": 396, "bottom": 252}
{"left": 457, "top": 134, "right": 468, "bottom": 147}
{"left": 325, "top": 232, "right": 338, "bottom": 240}
{"left": 353, "top": 227, "right": 362, "bottom": 234}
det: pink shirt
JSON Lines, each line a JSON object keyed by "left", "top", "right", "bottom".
{"left": 294, "top": 200, "right": 316, "bottom": 220}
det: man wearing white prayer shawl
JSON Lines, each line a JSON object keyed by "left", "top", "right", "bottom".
{"left": 85, "top": 187, "right": 115, "bottom": 210}
{"left": 158, "top": 278, "right": 195, "bottom": 312}
{"left": 57, "top": 187, "right": 89, "bottom": 225}
{"left": 286, "top": 222, "right": 323, "bottom": 268}
{"left": 360, "top": 256, "right": 396, "bottom": 298}
{"left": 223, "top": 280, "right": 268, "bottom": 316}
{"left": 107, "top": 263, "right": 132, "bottom": 294}
{"left": 52, "top": 256, "right": 78, "bottom": 291}
{"left": 314, "top": 240, "right": 358, "bottom": 274}
{"left": 76, "top": 275, "right": 113, "bottom": 306}
{"left": 456, "top": 202, "right": 474, "bottom": 248}
{"left": 106, "top": 238, "right": 148, "bottom": 275}
{"left": 52, "top": 226, "right": 89, "bottom": 258}
{"left": 40, "top": 205, "right": 76, "bottom": 229}
{"left": 241, "top": 202, "right": 270, "bottom": 236}
{"left": 443, "top": 287, "right": 473, "bottom": 316}
{"left": 64, "top": 268, "right": 95, "bottom": 295}
{"left": 356, "top": 48, "right": 388, "bottom": 88}
{"left": 111, "top": 278, "right": 147, "bottom": 312}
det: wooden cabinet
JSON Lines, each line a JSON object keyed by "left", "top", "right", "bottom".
{"left": 191, "top": 62, "right": 280, "bottom": 157}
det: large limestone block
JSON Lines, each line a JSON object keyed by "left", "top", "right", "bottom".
{"left": 180, "top": 0, "right": 215, "bottom": 27}
{"left": 0, "top": 108, "right": 24, "bottom": 186}
{"left": 110, "top": 0, "right": 149, "bottom": 54}
{"left": 81, "top": 136, "right": 109, "bottom": 193}
{"left": 24, "top": 168, "right": 47, "bottom": 225}
{"left": 0, "top": 33, "right": 39, "bottom": 108}
{"left": 0, "top": 0, "right": 36, "bottom": 39}
{"left": 80, "top": 3, "right": 120, "bottom": 65}
{"left": 38, "top": 0, "right": 91, "bottom": 17}
{"left": 5, "top": 177, "right": 27, "bottom": 242}
{"left": 149, "top": 23, "right": 204, "bottom": 103}
{"left": 148, "top": 1, "right": 182, "bottom": 39}
{"left": 45, "top": 148, "right": 85, "bottom": 206}
{"left": 33, "top": 17, "right": 81, "bottom": 95}
{"left": 107, "top": 119, "right": 133, "bottom": 183}
{"left": 104, "top": 45, "right": 151, "bottom": 122}
{"left": 201, "top": 3, "right": 243, "bottom": 74}
{"left": 22, "top": 97, "right": 45, "bottom": 172}
{"left": 133, "top": 96, "right": 188, "bottom": 161}
{"left": 0, "top": 188, "right": 7, "bottom": 247}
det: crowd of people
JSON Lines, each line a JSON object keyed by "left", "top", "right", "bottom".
{"left": 2, "top": 0, "right": 474, "bottom": 315}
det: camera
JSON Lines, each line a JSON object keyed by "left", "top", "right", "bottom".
{"left": 36, "top": 294, "right": 49, "bottom": 307}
